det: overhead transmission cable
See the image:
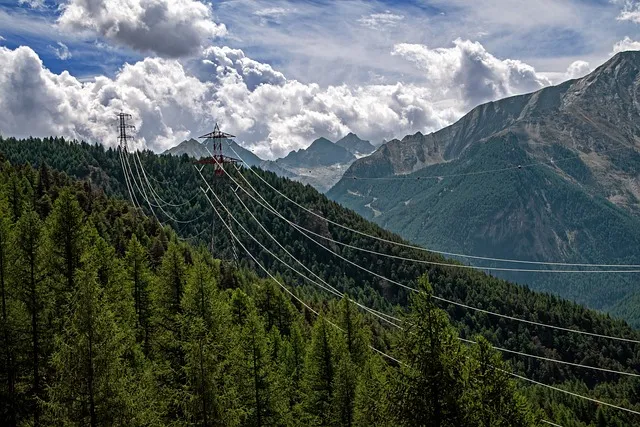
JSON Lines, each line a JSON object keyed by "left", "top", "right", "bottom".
{"left": 216, "top": 163, "right": 640, "bottom": 376}
{"left": 202, "top": 149, "right": 640, "bottom": 377}
{"left": 216, "top": 146, "right": 640, "bottom": 345}
{"left": 118, "top": 147, "right": 146, "bottom": 215}
{"left": 225, "top": 143, "right": 640, "bottom": 269}
{"left": 219, "top": 175, "right": 640, "bottom": 274}
{"left": 195, "top": 166, "right": 402, "bottom": 328}
{"left": 198, "top": 183, "right": 404, "bottom": 365}
{"left": 133, "top": 150, "right": 200, "bottom": 208}
{"left": 341, "top": 144, "right": 632, "bottom": 181}
{"left": 124, "top": 149, "right": 205, "bottom": 224}
{"left": 216, "top": 168, "right": 640, "bottom": 378}
{"left": 198, "top": 163, "right": 632, "bottom": 422}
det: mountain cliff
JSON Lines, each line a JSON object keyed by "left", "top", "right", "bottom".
{"left": 335, "top": 132, "right": 376, "bottom": 157}
{"left": 328, "top": 51, "right": 640, "bottom": 321}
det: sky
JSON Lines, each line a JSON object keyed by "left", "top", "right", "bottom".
{"left": 0, "top": 0, "right": 639, "bottom": 159}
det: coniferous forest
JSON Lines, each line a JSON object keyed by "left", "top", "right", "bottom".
{"left": 2, "top": 137, "right": 640, "bottom": 426}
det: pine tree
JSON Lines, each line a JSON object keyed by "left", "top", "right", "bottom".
{"left": 150, "top": 241, "right": 187, "bottom": 420}
{"left": 12, "top": 210, "right": 49, "bottom": 426}
{"left": 332, "top": 356, "right": 357, "bottom": 427}
{"left": 181, "top": 251, "right": 238, "bottom": 426}
{"left": 354, "top": 355, "right": 391, "bottom": 427}
{"left": 465, "top": 336, "right": 541, "bottom": 427}
{"left": 389, "top": 276, "right": 467, "bottom": 427}
{"left": 46, "top": 188, "right": 85, "bottom": 296}
{"left": 125, "top": 235, "right": 152, "bottom": 354}
{"left": 0, "top": 196, "right": 17, "bottom": 426}
{"left": 256, "top": 280, "right": 296, "bottom": 335}
{"left": 279, "top": 322, "right": 307, "bottom": 418}
{"left": 303, "top": 317, "right": 337, "bottom": 426}
{"left": 337, "top": 296, "right": 370, "bottom": 367}
{"left": 46, "top": 258, "right": 136, "bottom": 425}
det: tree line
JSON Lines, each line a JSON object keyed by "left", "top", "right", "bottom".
{"left": 2, "top": 138, "right": 640, "bottom": 425}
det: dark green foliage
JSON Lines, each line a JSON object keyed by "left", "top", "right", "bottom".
{"left": 1, "top": 137, "right": 640, "bottom": 426}
{"left": 389, "top": 277, "right": 467, "bottom": 427}
{"left": 329, "top": 134, "right": 640, "bottom": 327}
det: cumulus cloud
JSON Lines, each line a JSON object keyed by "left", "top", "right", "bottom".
{"left": 57, "top": 0, "right": 227, "bottom": 57}
{"left": 197, "top": 46, "right": 286, "bottom": 89}
{"left": 51, "top": 42, "right": 72, "bottom": 60}
{"left": 392, "top": 39, "right": 551, "bottom": 108}
{"left": 612, "top": 36, "right": 640, "bottom": 54}
{"left": 564, "top": 60, "right": 590, "bottom": 79}
{"left": 0, "top": 45, "right": 461, "bottom": 158}
{"left": 358, "top": 11, "right": 405, "bottom": 30}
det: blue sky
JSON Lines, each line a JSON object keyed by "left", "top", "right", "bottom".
{"left": 0, "top": 0, "right": 639, "bottom": 157}
{"left": 3, "top": 0, "right": 635, "bottom": 83}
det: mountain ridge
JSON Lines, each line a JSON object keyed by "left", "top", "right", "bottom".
{"left": 328, "top": 51, "right": 640, "bottom": 323}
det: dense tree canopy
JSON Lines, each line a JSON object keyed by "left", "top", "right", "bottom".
{"left": 1, "top": 137, "right": 640, "bottom": 425}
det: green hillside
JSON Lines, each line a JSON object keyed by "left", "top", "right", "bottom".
{"left": 3, "top": 136, "right": 640, "bottom": 425}
{"left": 329, "top": 134, "right": 640, "bottom": 324}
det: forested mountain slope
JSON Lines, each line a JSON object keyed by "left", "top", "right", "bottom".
{"left": 328, "top": 52, "right": 640, "bottom": 323}
{"left": 3, "top": 137, "right": 640, "bottom": 425}
{"left": 0, "top": 156, "right": 550, "bottom": 426}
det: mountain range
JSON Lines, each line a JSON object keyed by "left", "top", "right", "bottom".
{"left": 328, "top": 51, "right": 640, "bottom": 323}
{"left": 164, "top": 133, "right": 375, "bottom": 193}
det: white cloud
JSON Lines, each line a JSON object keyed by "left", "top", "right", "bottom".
{"left": 196, "top": 46, "right": 286, "bottom": 89}
{"left": 0, "top": 45, "right": 462, "bottom": 159}
{"left": 0, "top": 36, "right": 5, "bottom": 42}
{"left": 358, "top": 11, "right": 405, "bottom": 30}
{"left": 57, "top": 0, "right": 227, "bottom": 57}
{"left": 392, "top": 39, "right": 551, "bottom": 108}
{"left": 611, "top": 36, "right": 640, "bottom": 54}
{"left": 51, "top": 42, "right": 72, "bottom": 60}
{"left": 564, "top": 60, "right": 590, "bottom": 79}
{"left": 18, "top": 0, "right": 46, "bottom": 9}
{"left": 617, "top": 1, "right": 640, "bottom": 23}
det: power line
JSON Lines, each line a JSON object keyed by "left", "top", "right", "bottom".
{"left": 126, "top": 149, "right": 206, "bottom": 224}
{"left": 206, "top": 151, "right": 640, "bottom": 368}
{"left": 341, "top": 144, "right": 632, "bottom": 181}
{"left": 203, "top": 169, "right": 634, "bottom": 421}
{"left": 458, "top": 338, "right": 640, "bottom": 378}
{"left": 504, "top": 368, "right": 640, "bottom": 416}
{"left": 216, "top": 157, "right": 640, "bottom": 345}
{"left": 223, "top": 163, "right": 640, "bottom": 375}
{"left": 133, "top": 150, "right": 200, "bottom": 208}
{"left": 195, "top": 166, "right": 403, "bottom": 329}
{"left": 199, "top": 184, "right": 404, "bottom": 365}
{"left": 226, "top": 143, "right": 640, "bottom": 269}
{"left": 224, "top": 175, "right": 640, "bottom": 274}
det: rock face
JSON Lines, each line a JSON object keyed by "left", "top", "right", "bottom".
{"left": 279, "top": 137, "right": 356, "bottom": 168}
{"left": 335, "top": 132, "right": 376, "bottom": 157}
{"left": 341, "top": 51, "right": 640, "bottom": 212}
{"left": 328, "top": 51, "right": 640, "bottom": 322}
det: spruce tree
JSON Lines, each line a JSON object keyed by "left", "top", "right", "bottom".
{"left": 13, "top": 210, "right": 49, "bottom": 426}
{"left": 46, "top": 256, "right": 135, "bottom": 425}
{"left": 389, "top": 276, "right": 467, "bottom": 427}
{"left": 181, "top": 251, "right": 237, "bottom": 426}
{"left": 466, "top": 336, "right": 542, "bottom": 426}
{"left": 303, "top": 317, "right": 337, "bottom": 426}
